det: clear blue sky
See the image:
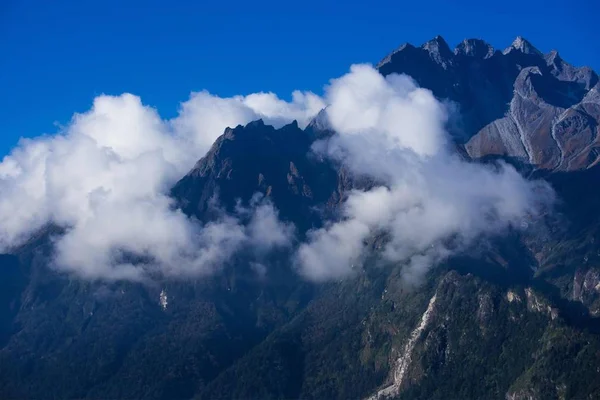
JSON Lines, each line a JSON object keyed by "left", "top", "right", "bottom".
{"left": 1, "top": 0, "right": 598, "bottom": 157}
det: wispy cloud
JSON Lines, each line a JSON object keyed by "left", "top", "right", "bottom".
{"left": 295, "top": 64, "right": 554, "bottom": 284}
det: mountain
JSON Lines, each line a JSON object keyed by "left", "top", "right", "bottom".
{"left": 378, "top": 36, "right": 600, "bottom": 171}
{"left": 1, "top": 36, "right": 600, "bottom": 400}
{"left": 170, "top": 119, "right": 342, "bottom": 234}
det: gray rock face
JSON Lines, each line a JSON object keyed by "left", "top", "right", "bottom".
{"left": 503, "top": 36, "right": 543, "bottom": 56}
{"left": 454, "top": 38, "right": 494, "bottom": 58}
{"left": 572, "top": 268, "right": 600, "bottom": 316}
{"left": 377, "top": 36, "right": 600, "bottom": 171}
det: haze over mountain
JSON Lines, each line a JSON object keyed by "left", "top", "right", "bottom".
{"left": 0, "top": 36, "right": 599, "bottom": 400}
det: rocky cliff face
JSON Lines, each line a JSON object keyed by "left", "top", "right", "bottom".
{"left": 377, "top": 36, "right": 600, "bottom": 171}
{"left": 170, "top": 119, "right": 343, "bottom": 235}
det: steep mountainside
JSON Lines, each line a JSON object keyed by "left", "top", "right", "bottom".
{"left": 378, "top": 36, "right": 600, "bottom": 171}
{"left": 1, "top": 36, "right": 600, "bottom": 400}
{"left": 171, "top": 119, "right": 342, "bottom": 234}
{"left": 0, "top": 224, "right": 314, "bottom": 399}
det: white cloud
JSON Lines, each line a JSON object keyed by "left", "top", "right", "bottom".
{"left": 325, "top": 65, "right": 448, "bottom": 157}
{"left": 295, "top": 218, "right": 369, "bottom": 282}
{"left": 247, "top": 201, "right": 295, "bottom": 252}
{"left": 171, "top": 89, "right": 325, "bottom": 156}
{"left": 0, "top": 63, "right": 553, "bottom": 285}
{"left": 0, "top": 89, "right": 318, "bottom": 280}
{"left": 295, "top": 64, "right": 554, "bottom": 284}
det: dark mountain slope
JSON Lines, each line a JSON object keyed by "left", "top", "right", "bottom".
{"left": 0, "top": 120, "right": 345, "bottom": 399}
{"left": 171, "top": 119, "right": 341, "bottom": 235}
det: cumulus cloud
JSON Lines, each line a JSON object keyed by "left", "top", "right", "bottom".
{"left": 0, "top": 89, "right": 314, "bottom": 280}
{"left": 295, "top": 64, "right": 554, "bottom": 284}
{"left": 0, "top": 63, "right": 553, "bottom": 285}
{"left": 245, "top": 198, "right": 296, "bottom": 252}
{"left": 172, "top": 90, "right": 325, "bottom": 154}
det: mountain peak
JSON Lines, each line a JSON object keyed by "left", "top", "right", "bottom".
{"left": 422, "top": 35, "right": 449, "bottom": 47}
{"left": 545, "top": 49, "right": 562, "bottom": 65}
{"left": 454, "top": 38, "right": 494, "bottom": 58}
{"left": 245, "top": 119, "right": 266, "bottom": 128}
{"left": 376, "top": 42, "right": 416, "bottom": 68}
{"left": 421, "top": 35, "right": 453, "bottom": 68}
{"left": 306, "top": 108, "right": 329, "bottom": 129}
{"left": 421, "top": 35, "right": 452, "bottom": 55}
{"left": 503, "top": 36, "right": 542, "bottom": 56}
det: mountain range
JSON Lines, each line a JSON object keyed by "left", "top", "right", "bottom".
{"left": 1, "top": 36, "right": 600, "bottom": 400}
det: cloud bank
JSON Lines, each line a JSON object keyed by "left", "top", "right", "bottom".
{"left": 295, "top": 64, "right": 554, "bottom": 284}
{"left": 0, "top": 64, "right": 552, "bottom": 283}
{"left": 0, "top": 91, "right": 315, "bottom": 280}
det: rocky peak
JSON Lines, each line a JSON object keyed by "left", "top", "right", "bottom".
{"left": 245, "top": 118, "right": 266, "bottom": 129}
{"left": 454, "top": 38, "right": 494, "bottom": 58}
{"left": 514, "top": 66, "right": 543, "bottom": 96}
{"left": 421, "top": 35, "right": 454, "bottom": 68}
{"left": 543, "top": 52, "right": 598, "bottom": 91}
{"left": 376, "top": 43, "right": 417, "bottom": 69}
{"left": 377, "top": 34, "right": 600, "bottom": 172}
{"left": 545, "top": 49, "right": 562, "bottom": 66}
{"left": 503, "top": 36, "right": 543, "bottom": 56}
{"left": 171, "top": 119, "right": 341, "bottom": 232}
{"left": 305, "top": 108, "right": 334, "bottom": 140}
{"left": 306, "top": 108, "right": 328, "bottom": 130}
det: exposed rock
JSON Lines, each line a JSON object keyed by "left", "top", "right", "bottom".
{"left": 454, "top": 38, "right": 494, "bottom": 58}
{"left": 525, "top": 288, "right": 559, "bottom": 320}
{"left": 377, "top": 35, "right": 600, "bottom": 172}
{"left": 506, "top": 388, "right": 538, "bottom": 400}
{"left": 422, "top": 35, "right": 454, "bottom": 69}
{"left": 477, "top": 292, "right": 494, "bottom": 322}
{"left": 171, "top": 119, "right": 340, "bottom": 233}
{"left": 507, "top": 290, "right": 522, "bottom": 303}
{"left": 159, "top": 289, "right": 168, "bottom": 310}
{"left": 503, "top": 36, "right": 543, "bottom": 56}
{"left": 366, "top": 292, "right": 438, "bottom": 400}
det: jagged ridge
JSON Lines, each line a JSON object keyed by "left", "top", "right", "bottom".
{"left": 377, "top": 35, "right": 600, "bottom": 172}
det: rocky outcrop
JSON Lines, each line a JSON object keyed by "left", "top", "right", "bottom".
{"left": 572, "top": 268, "right": 600, "bottom": 316}
{"left": 170, "top": 119, "right": 341, "bottom": 234}
{"left": 525, "top": 288, "right": 559, "bottom": 320}
{"left": 377, "top": 36, "right": 600, "bottom": 171}
{"left": 366, "top": 292, "right": 438, "bottom": 400}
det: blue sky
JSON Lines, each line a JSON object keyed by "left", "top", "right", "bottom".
{"left": 1, "top": 0, "right": 598, "bottom": 157}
